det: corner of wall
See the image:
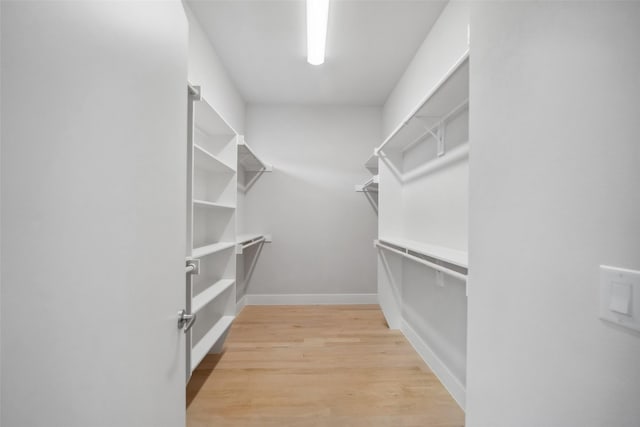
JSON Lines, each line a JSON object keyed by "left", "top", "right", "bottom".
{"left": 381, "top": 1, "right": 470, "bottom": 138}
{"left": 182, "top": 1, "right": 247, "bottom": 134}
{"left": 0, "top": 161, "right": 3, "bottom": 427}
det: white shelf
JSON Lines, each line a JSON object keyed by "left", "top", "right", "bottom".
{"left": 376, "top": 54, "right": 469, "bottom": 155}
{"left": 193, "top": 93, "right": 237, "bottom": 138}
{"left": 192, "top": 241, "right": 236, "bottom": 258}
{"left": 192, "top": 279, "right": 236, "bottom": 314}
{"left": 194, "top": 144, "right": 236, "bottom": 174}
{"left": 365, "top": 153, "right": 378, "bottom": 174}
{"left": 191, "top": 315, "right": 234, "bottom": 369}
{"left": 238, "top": 138, "right": 272, "bottom": 172}
{"left": 237, "top": 233, "right": 262, "bottom": 244}
{"left": 378, "top": 236, "right": 468, "bottom": 268}
{"left": 355, "top": 175, "right": 379, "bottom": 192}
{"left": 236, "top": 233, "right": 269, "bottom": 254}
{"left": 193, "top": 199, "right": 236, "bottom": 210}
{"left": 187, "top": 84, "right": 238, "bottom": 378}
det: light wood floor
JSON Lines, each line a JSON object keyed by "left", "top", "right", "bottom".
{"left": 187, "top": 305, "right": 464, "bottom": 427}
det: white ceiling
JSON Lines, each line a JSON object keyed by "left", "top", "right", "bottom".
{"left": 187, "top": 0, "right": 447, "bottom": 105}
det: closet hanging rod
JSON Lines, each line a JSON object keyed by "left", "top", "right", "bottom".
{"left": 375, "top": 240, "right": 467, "bottom": 282}
{"left": 240, "top": 236, "right": 265, "bottom": 251}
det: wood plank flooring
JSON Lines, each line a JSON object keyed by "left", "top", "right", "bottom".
{"left": 186, "top": 305, "right": 464, "bottom": 427}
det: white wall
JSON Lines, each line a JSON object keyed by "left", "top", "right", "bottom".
{"left": 382, "top": 1, "right": 469, "bottom": 138}
{"left": 399, "top": 109, "right": 469, "bottom": 252}
{"left": 240, "top": 106, "right": 380, "bottom": 300}
{"left": 183, "top": 2, "right": 246, "bottom": 134}
{"left": 402, "top": 261, "right": 467, "bottom": 388}
{"left": 0, "top": 4, "right": 3, "bottom": 420}
{"left": 0, "top": 4, "right": 3, "bottom": 419}
{"left": 467, "top": 2, "right": 640, "bottom": 426}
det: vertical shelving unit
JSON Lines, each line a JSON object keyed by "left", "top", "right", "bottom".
{"left": 186, "top": 85, "right": 238, "bottom": 378}
{"left": 374, "top": 52, "right": 470, "bottom": 408}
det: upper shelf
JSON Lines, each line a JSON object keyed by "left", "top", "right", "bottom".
{"left": 238, "top": 137, "right": 272, "bottom": 172}
{"left": 236, "top": 233, "right": 271, "bottom": 254}
{"left": 237, "top": 136, "right": 272, "bottom": 193}
{"left": 237, "top": 233, "right": 264, "bottom": 244}
{"left": 194, "top": 144, "right": 236, "bottom": 174}
{"left": 364, "top": 153, "right": 378, "bottom": 174}
{"left": 355, "top": 175, "right": 379, "bottom": 192}
{"left": 190, "top": 85, "right": 237, "bottom": 138}
{"left": 375, "top": 52, "right": 469, "bottom": 155}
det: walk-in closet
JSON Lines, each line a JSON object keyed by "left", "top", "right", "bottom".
{"left": 2, "top": 1, "right": 639, "bottom": 427}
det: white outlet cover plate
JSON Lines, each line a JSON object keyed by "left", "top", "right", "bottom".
{"left": 599, "top": 265, "right": 640, "bottom": 333}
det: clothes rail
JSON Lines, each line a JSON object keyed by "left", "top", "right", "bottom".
{"left": 239, "top": 236, "right": 265, "bottom": 252}
{"left": 375, "top": 239, "right": 467, "bottom": 282}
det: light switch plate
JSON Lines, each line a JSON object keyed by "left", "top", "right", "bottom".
{"left": 599, "top": 265, "right": 640, "bottom": 333}
{"left": 609, "top": 282, "right": 631, "bottom": 314}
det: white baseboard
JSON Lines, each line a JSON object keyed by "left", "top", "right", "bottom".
{"left": 244, "top": 293, "right": 378, "bottom": 305}
{"left": 401, "top": 319, "right": 466, "bottom": 411}
{"left": 236, "top": 294, "right": 247, "bottom": 314}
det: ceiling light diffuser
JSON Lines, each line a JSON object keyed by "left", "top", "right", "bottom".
{"left": 306, "top": 0, "right": 329, "bottom": 65}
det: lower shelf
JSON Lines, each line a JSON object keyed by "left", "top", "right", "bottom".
{"left": 191, "top": 315, "right": 235, "bottom": 369}
{"left": 192, "top": 279, "right": 235, "bottom": 313}
{"left": 193, "top": 199, "right": 236, "bottom": 210}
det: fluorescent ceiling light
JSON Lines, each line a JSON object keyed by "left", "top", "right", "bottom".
{"left": 307, "top": 0, "right": 329, "bottom": 65}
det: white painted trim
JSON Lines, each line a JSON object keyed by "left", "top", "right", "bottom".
{"left": 244, "top": 293, "right": 378, "bottom": 305}
{"left": 401, "top": 319, "right": 466, "bottom": 411}
{"left": 236, "top": 295, "right": 247, "bottom": 314}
